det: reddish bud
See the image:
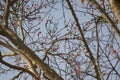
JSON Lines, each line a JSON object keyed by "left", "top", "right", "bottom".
{"left": 112, "top": 49, "right": 116, "bottom": 54}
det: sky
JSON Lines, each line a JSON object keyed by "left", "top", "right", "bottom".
{"left": 0, "top": 0, "right": 120, "bottom": 80}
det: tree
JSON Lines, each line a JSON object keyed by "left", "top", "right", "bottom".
{"left": 109, "top": 0, "right": 120, "bottom": 22}
{"left": 0, "top": 0, "right": 120, "bottom": 80}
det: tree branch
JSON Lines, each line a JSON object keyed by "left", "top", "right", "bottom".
{"left": 11, "top": 71, "right": 23, "bottom": 80}
{"left": 66, "top": 0, "right": 102, "bottom": 80}
{"left": 2, "top": 0, "right": 10, "bottom": 27}
{"left": 109, "top": 0, "right": 120, "bottom": 22}
{"left": 0, "top": 40, "right": 38, "bottom": 79}
{"left": 0, "top": 26, "right": 63, "bottom": 80}
{"left": 0, "top": 56, "right": 39, "bottom": 80}
{"left": 90, "top": 0, "right": 120, "bottom": 38}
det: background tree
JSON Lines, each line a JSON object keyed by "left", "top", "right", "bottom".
{"left": 0, "top": 0, "right": 120, "bottom": 80}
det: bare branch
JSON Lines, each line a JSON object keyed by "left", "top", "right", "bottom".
{"left": 90, "top": 0, "right": 120, "bottom": 38}
{"left": 0, "top": 58, "right": 39, "bottom": 80}
{"left": 1, "top": 26, "right": 63, "bottom": 80}
{"left": 109, "top": 0, "right": 120, "bottom": 22}
{"left": 66, "top": 0, "right": 102, "bottom": 80}
{"left": 11, "top": 71, "right": 23, "bottom": 80}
